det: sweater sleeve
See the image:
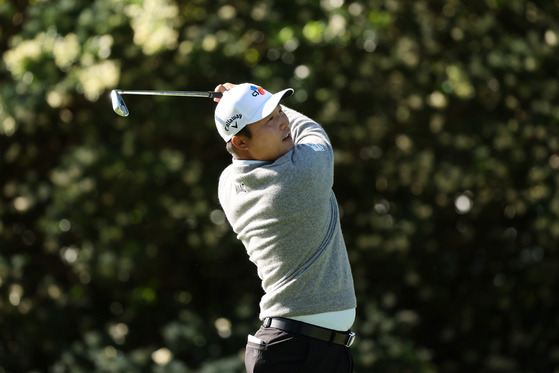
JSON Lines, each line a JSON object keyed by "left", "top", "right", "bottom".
{"left": 282, "top": 106, "right": 332, "bottom": 149}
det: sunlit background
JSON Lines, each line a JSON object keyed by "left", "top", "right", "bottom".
{"left": 2, "top": 0, "right": 559, "bottom": 372}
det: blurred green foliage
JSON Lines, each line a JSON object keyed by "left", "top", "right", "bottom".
{"left": 1, "top": 0, "right": 559, "bottom": 372}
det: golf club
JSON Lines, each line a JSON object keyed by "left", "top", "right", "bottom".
{"left": 110, "top": 89, "right": 223, "bottom": 117}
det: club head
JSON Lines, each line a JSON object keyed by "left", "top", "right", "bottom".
{"left": 111, "top": 90, "right": 129, "bottom": 117}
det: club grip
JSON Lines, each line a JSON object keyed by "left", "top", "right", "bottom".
{"left": 208, "top": 91, "right": 223, "bottom": 99}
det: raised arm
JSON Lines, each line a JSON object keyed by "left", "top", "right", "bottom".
{"left": 282, "top": 106, "right": 332, "bottom": 149}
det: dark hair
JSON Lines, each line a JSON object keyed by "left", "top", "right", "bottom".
{"left": 226, "top": 125, "right": 252, "bottom": 155}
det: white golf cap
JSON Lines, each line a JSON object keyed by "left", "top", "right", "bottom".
{"left": 214, "top": 83, "right": 294, "bottom": 142}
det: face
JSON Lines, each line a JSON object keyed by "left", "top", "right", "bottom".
{"left": 235, "top": 105, "right": 294, "bottom": 161}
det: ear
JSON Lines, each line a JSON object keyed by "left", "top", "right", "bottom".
{"left": 231, "top": 135, "right": 249, "bottom": 150}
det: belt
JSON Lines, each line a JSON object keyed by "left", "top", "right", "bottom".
{"left": 263, "top": 317, "right": 356, "bottom": 347}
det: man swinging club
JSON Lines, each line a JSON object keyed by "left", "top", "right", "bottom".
{"left": 214, "top": 82, "right": 357, "bottom": 372}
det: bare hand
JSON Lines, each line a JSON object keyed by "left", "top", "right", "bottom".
{"left": 213, "top": 83, "right": 236, "bottom": 102}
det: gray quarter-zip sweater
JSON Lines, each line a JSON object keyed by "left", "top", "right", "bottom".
{"left": 218, "top": 107, "right": 356, "bottom": 320}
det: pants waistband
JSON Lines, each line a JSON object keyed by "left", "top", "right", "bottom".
{"left": 263, "top": 317, "right": 356, "bottom": 347}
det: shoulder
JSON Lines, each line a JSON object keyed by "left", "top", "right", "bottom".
{"left": 299, "top": 143, "right": 327, "bottom": 152}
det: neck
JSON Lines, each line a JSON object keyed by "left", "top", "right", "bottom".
{"left": 233, "top": 150, "right": 255, "bottom": 161}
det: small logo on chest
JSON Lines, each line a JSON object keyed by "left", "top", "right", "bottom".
{"left": 235, "top": 183, "right": 248, "bottom": 194}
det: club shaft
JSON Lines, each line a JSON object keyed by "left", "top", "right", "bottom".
{"left": 114, "top": 89, "right": 222, "bottom": 99}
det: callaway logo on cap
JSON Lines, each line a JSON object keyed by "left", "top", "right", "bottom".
{"left": 215, "top": 83, "right": 294, "bottom": 142}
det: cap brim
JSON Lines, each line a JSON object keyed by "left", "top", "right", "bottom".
{"left": 250, "top": 88, "right": 294, "bottom": 124}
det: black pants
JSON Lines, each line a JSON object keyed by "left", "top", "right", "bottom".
{"left": 245, "top": 325, "right": 354, "bottom": 372}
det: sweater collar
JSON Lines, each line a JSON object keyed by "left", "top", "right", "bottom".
{"left": 232, "top": 159, "right": 268, "bottom": 166}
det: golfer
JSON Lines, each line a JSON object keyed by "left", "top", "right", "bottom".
{"left": 214, "top": 82, "right": 357, "bottom": 372}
